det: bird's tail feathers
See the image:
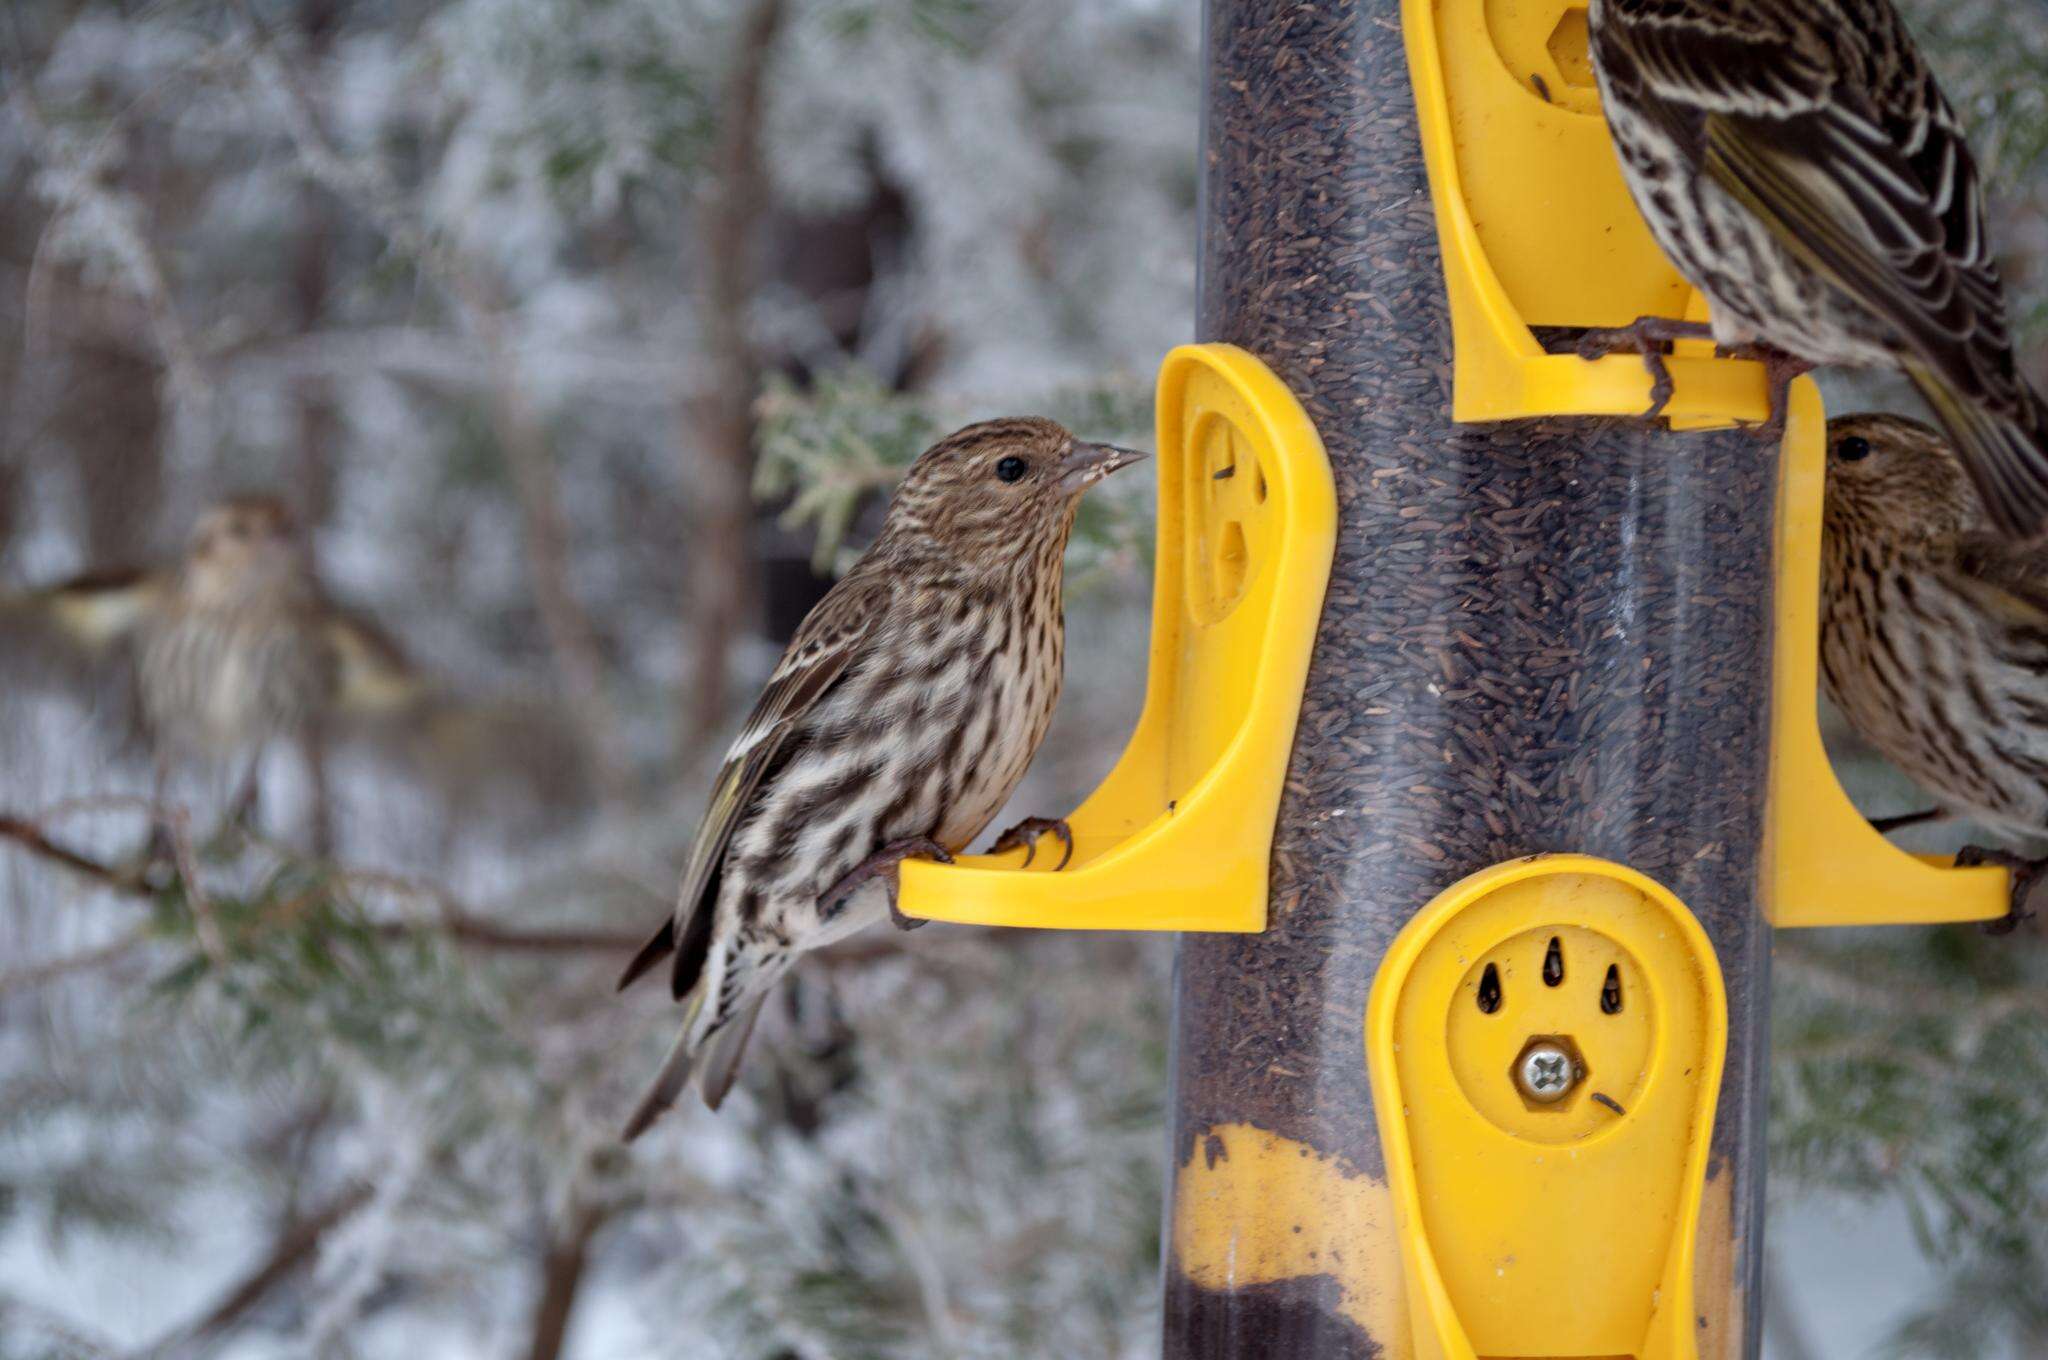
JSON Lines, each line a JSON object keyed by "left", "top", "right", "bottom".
{"left": 619, "top": 968, "right": 771, "bottom": 1140}
{"left": 616, "top": 918, "right": 675, "bottom": 993}
{"left": 697, "top": 993, "right": 768, "bottom": 1113}
{"left": 620, "top": 988, "right": 708, "bottom": 1143}
{"left": 1908, "top": 363, "right": 2048, "bottom": 540}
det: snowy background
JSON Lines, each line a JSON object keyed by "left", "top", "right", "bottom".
{"left": 0, "top": 1, "right": 2044, "bottom": 1357}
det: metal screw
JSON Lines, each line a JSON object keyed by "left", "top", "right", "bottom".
{"left": 1515, "top": 1042, "right": 1577, "bottom": 1102}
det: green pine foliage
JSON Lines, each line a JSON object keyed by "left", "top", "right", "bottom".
{"left": 1773, "top": 927, "right": 2048, "bottom": 1357}
{"left": 3, "top": 0, "right": 2046, "bottom": 1355}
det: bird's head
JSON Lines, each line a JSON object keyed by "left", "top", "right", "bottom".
{"left": 1825, "top": 414, "right": 1981, "bottom": 547}
{"left": 880, "top": 417, "right": 1146, "bottom": 569}
{"left": 184, "top": 494, "right": 308, "bottom": 602}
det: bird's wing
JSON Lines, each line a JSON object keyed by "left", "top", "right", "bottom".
{"left": 322, "top": 608, "right": 426, "bottom": 716}
{"left": 1603, "top": 1, "right": 2048, "bottom": 532}
{"left": 1949, "top": 533, "right": 2048, "bottom": 631}
{"left": 620, "top": 571, "right": 888, "bottom": 999}
{"left": 3, "top": 567, "right": 168, "bottom": 650}
{"left": 1605, "top": 0, "right": 2020, "bottom": 413}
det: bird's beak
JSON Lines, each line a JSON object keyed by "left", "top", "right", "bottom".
{"left": 1058, "top": 441, "right": 1148, "bottom": 492}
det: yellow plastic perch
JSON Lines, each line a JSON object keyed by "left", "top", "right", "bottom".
{"left": 1764, "top": 383, "right": 2007, "bottom": 926}
{"left": 895, "top": 343, "right": 1337, "bottom": 931}
{"left": 1367, "top": 855, "right": 1727, "bottom": 1360}
{"left": 1402, "top": 0, "right": 1768, "bottom": 425}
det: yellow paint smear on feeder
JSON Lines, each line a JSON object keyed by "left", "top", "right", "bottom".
{"left": 1170, "top": 1123, "right": 1413, "bottom": 1354}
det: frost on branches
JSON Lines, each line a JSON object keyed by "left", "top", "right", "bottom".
{"left": 1, "top": 0, "right": 2045, "bottom": 1356}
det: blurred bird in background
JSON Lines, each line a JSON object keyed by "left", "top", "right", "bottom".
{"left": 2, "top": 499, "right": 577, "bottom": 856}
{"left": 1584, "top": 0, "right": 2048, "bottom": 539}
{"left": 1821, "top": 413, "right": 2048, "bottom": 928}
{"left": 2, "top": 494, "right": 417, "bottom": 854}
{"left": 618, "top": 418, "right": 1144, "bottom": 1138}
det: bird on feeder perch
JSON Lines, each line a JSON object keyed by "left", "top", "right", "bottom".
{"left": 1582, "top": 0, "right": 2048, "bottom": 539}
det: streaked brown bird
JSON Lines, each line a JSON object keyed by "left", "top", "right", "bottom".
{"left": 1820, "top": 413, "right": 2048, "bottom": 926}
{"left": 3, "top": 494, "right": 418, "bottom": 845}
{"left": 1585, "top": 0, "right": 2048, "bottom": 538}
{"left": 617, "top": 418, "right": 1144, "bottom": 1138}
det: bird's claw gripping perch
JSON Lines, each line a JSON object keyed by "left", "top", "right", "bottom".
{"left": 1574, "top": 316, "right": 1714, "bottom": 420}
{"left": 1714, "top": 342, "right": 1814, "bottom": 443}
{"left": 821, "top": 836, "right": 954, "bottom": 932}
{"left": 1956, "top": 845, "right": 2046, "bottom": 936}
{"left": 988, "top": 816, "right": 1074, "bottom": 870}
{"left": 1575, "top": 321, "right": 1811, "bottom": 437}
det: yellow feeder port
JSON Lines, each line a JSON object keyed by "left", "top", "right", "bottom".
{"left": 1402, "top": 0, "right": 1766, "bottom": 425}
{"left": 896, "top": 342, "right": 1336, "bottom": 932}
{"left": 1367, "top": 855, "right": 1727, "bottom": 1360}
{"left": 1764, "top": 383, "right": 2008, "bottom": 927}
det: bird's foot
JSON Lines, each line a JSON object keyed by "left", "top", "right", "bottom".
{"left": 1870, "top": 807, "right": 1949, "bottom": 836}
{"left": 1955, "top": 845, "right": 2046, "bottom": 936}
{"left": 1716, "top": 343, "right": 1814, "bottom": 442}
{"left": 821, "top": 836, "right": 954, "bottom": 932}
{"left": 988, "top": 815, "right": 1075, "bottom": 870}
{"left": 1574, "top": 317, "right": 1715, "bottom": 420}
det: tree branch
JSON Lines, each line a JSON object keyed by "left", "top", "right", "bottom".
{"left": 682, "top": 0, "right": 786, "bottom": 757}
{"left": 0, "top": 814, "right": 150, "bottom": 892}
{"left": 522, "top": 1201, "right": 611, "bottom": 1360}
{"left": 9, "top": 84, "right": 210, "bottom": 415}
{"left": 230, "top": 0, "right": 631, "bottom": 806}
{"left": 137, "top": 1182, "right": 374, "bottom": 1360}
{"left": 395, "top": 913, "right": 639, "bottom": 955}
{"left": 0, "top": 813, "right": 641, "bottom": 956}
{"left": 461, "top": 272, "right": 634, "bottom": 807}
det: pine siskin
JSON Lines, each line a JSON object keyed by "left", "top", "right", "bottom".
{"left": 1585, "top": 0, "right": 2048, "bottom": 538}
{"left": 5, "top": 494, "right": 418, "bottom": 837}
{"left": 617, "top": 419, "right": 1144, "bottom": 1138}
{"left": 1820, "top": 413, "right": 2048, "bottom": 924}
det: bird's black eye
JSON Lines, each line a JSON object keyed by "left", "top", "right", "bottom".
{"left": 1836, "top": 435, "right": 1872, "bottom": 463}
{"left": 995, "top": 456, "right": 1028, "bottom": 483}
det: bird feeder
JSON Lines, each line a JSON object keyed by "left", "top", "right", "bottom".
{"left": 1158, "top": 1, "right": 2008, "bottom": 1358}
{"left": 882, "top": 1, "right": 2002, "bottom": 1353}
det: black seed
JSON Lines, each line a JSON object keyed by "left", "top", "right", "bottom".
{"left": 1165, "top": 3, "right": 1770, "bottom": 1351}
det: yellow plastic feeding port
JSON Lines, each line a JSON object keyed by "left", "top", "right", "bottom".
{"left": 1402, "top": 0, "right": 1768, "bottom": 424}
{"left": 1765, "top": 382, "right": 2007, "bottom": 927}
{"left": 1366, "top": 855, "right": 1727, "bottom": 1360}
{"left": 896, "top": 343, "right": 1337, "bottom": 932}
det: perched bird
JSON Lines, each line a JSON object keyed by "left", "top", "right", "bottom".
{"left": 3, "top": 495, "right": 419, "bottom": 845}
{"left": 617, "top": 419, "right": 1143, "bottom": 1138}
{"left": 1584, "top": 0, "right": 2048, "bottom": 538}
{"left": 1820, "top": 413, "right": 2048, "bottom": 925}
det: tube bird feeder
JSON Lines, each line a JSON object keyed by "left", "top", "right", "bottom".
{"left": 898, "top": 1, "right": 2007, "bottom": 1353}
{"left": 1161, "top": 4, "right": 1773, "bottom": 1347}
{"left": 1160, "top": 1, "right": 2002, "bottom": 1357}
